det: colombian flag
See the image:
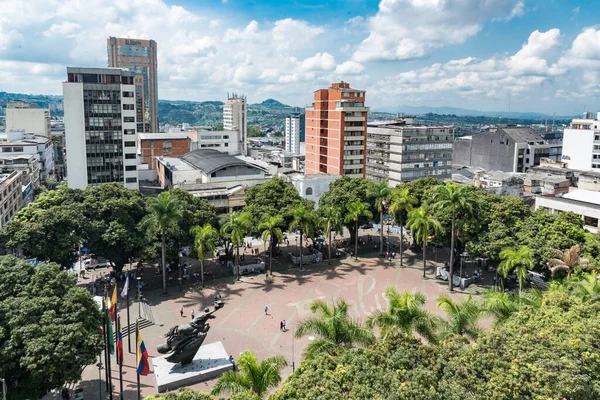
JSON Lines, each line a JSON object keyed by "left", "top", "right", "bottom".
{"left": 116, "top": 317, "right": 124, "bottom": 364}
{"left": 110, "top": 285, "right": 117, "bottom": 322}
{"left": 137, "top": 328, "right": 150, "bottom": 376}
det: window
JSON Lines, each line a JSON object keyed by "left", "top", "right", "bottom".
{"left": 1, "top": 148, "right": 11, "bottom": 153}
{"left": 124, "top": 129, "right": 135, "bottom": 135}
{"left": 123, "top": 104, "right": 135, "bottom": 110}
{"left": 125, "top": 153, "right": 136, "bottom": 159}
{"left": 124, "top": 117, "right": 135, "bottom": 122}
{"left": 305, "top": 187, "right": 313, "bottom": 195}
{"left": 124, "top": 141, "right": 136, "bottom": 147}
{"left": 125, "top": 165, "right": 137, "bottom": 171}
{"left": 126, "top": 177, "right": 137, "bottom": 183}
{"left": 343, "top": 92, "right": 350, "bottom": 97}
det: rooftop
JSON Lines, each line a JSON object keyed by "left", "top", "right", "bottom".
{"left": 158, "top": 157, "right": 195, "bottom": 171}
{"left": 562, "top": 189, "right": 600, "bottom": 206}
{"left": 497, "top": 126, "right": 545, "bottom": 144}
{"left": 181, "top": 149, "right": 268, "bottom": 175}
{"left": 138, "top": 132, "right": 190, "bottom": 140}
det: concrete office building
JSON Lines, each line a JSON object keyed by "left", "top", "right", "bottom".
{"left": 192, "top": 130, "right": 240, "bottom": 154}
{"left": 223, "top": 94, "right": 247, "bottom": 155}
{"left": 0, "top": 154, "right": 40, "bottom": 204}
{"left": 535, "top": 189, "right": 600, "bottom": 233}
{"left": 285, "top": 113, "right": 305, "bottom": 154}
{"left": 0, "top": 171, "right": 23, "bottom": 229}
{"left": 138, "top": 132, "right": 191, "bottom": 170}
{"left": 453, "top": 126, "right": 559, "bottom": 173}
{"left": 366, "top": 118, "right": 453, "bottom": 185}
{"left": 561, "top": 112, "right": 600, "bottom": 171}
{"left": 63, "top": 67, "right": 138, "bottom": 189}
{"left": 305, "top": 82, "right": 368, "bottom": 177}
{"left": 6, "top": 101, "right": 51, "bottom": 137}
{"left": 107, "top": 37, "right": 158, "bottom": 133}
{"left": 0, "top": 131, "right": 54, "bottom": 180}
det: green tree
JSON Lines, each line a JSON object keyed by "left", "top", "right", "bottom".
{"left": 258, "top": 215, "right": 284, "bottom": 276}
{"left": 222, "top": 211, "right": 252, "bottom": 280}
{"left": 388, "top": 185, "right": 418, "bottom": 267}
{"left": 407, "top": 205, "right": 443, "bottom": 277}
{"left": 320, "top": 205, "right": 343, "bottom": 262}
{"left": 146, "top": 387, "right": 214, "bottom": 399}
{"left": 142, "top": 191, "right": 183, "bottom": 294}
{"left": 482, "top": 290, "right": 522, "bottom": 327}
{"left": 436, "top": 294, "right": 482, "bottom": 340}
{"left": 344, "top": 200, "right": 373, "bottom": 260}
{"left": 295, "top": 298, "right": 374, "bottom": 358}
{"left": 432, "top": 181, "right": 477, "bottom": 291}
{"left": 247, "top": 125, "right": 264, "bottom": 137}
{"left": 0, "top": 257, "right": 103, "bottom": 399}
{"left": 289, "top": 204, "right": 315, "bottom": 269}
{"left": 211, "top": 351, "right": 287, "bottom": 399}
{"left": 367, "top": 287, "right": 438, "bottom": 343}
{"left": 572, "top": 271, "right": 600, "bottom": 302}
{"left": 499, "top": 246, "right": 533, "bottom": 297}
{"left": 191, "top": 224, "right": 218, "bottom": 286}
{"left": 547, "top": 244, "right": 594, "bottom": 279}
{"left": 319, "top": 176, "right": 372, "bottom": 248}
{"left": 367, "top": 180, "right": 391, "bottom": 255}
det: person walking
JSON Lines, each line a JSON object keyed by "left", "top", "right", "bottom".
{"left": 280, "top": 321, "right": 283, "bottom": 331}
{"left": 264, "top": 305, "right": 269, "bottom": 315}
{"left": 191, "top": 310, "right": 195, "bottom": 319}
{"left": 283, "top": 320, "right": 287, "bottom": 331}
{"left": 180, "top": 306, "right": 184, "bottom": 317}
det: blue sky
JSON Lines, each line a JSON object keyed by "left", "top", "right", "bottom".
{"left": 1, "top": 0, "right": 600, "bottom": 114}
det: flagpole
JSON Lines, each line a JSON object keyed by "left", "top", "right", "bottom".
{"left": 136, "top": 318, "right": 141, "bottom": 400}
{"left": 126, "top": 272, "right": 132, "bottom": 354}
{"left": 118, "top": 315, "right": 124, "bottom": 400}
{"left": 106, "top": 292, "right": 113, "bottom": 400}
{"left": 103, "top": 298, "right": 110, "bottom": 392}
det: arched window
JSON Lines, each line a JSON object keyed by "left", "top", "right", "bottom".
{"left": 305, "top": 187, "right": 313, "bottom": 196}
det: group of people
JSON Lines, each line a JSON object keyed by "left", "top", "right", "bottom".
{"left": 279, "top": 320, "right": 287, "bottom": 332}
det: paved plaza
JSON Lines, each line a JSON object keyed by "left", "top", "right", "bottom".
{"left": 55, "top": 231, "right": 487, "bottom": 399}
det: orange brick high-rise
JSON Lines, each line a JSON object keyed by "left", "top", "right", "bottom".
{"left": 305, "top": 82, "right": 369, "bottom": 177}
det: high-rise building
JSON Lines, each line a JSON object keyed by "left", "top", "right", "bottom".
{"left": 561, "top": 112, "right": 600, "bottom": 171}
{"left": 223, "top": 94, "right": 247, "bottom": 155}
{"left": 366, "top": 117, "right": 453, "bottom": 185}
{"left": 107, "top": 37, "right": 158, "bottom": 133}
{"left": 63, "top": 67, "right": 138, "bottom": 189}
{"left": 305, "top": 82, "right": 369, "bottom": 177}
{"left": 285, "top": 113, "right": 305, "bottom": 154}
{"left": 6, "top": 101, "right": 51, "bottom": 137}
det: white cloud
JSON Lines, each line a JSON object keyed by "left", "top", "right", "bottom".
{"left": 334, "top": 61, "right": 365, "bottom": 75}
{"left": 301, "top": 52, "right": 336, "bottom": 71}
{"left": 353, "top": 0, "right": 524, "bottom": 62}
{"left": 506, "top": 29, "right": 565, "bottom": 76}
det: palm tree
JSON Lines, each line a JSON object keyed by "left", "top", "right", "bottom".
{"left": 142, "top": 191, "right": 183, "bottom": 294}
{"left": 483, "top": 290, "right": 522, "bottom": 327}
{"left": 295, "top": 298, "right": 375, "bottom": 358}
{"left": 499, "top": 246, "right": 533, "bottom": 297}
{"left": 367, "top": 287, "right": 438, "bottom": 343}
{"left": 344, "top": 200, "right": 373, "bottom": 260}
{"left": 389, "top": 186, "right": 418, "bottom": 267}
{"left": 547, "top": 244, "right": 595, "bottom": 279}
{"left": 222, "top": 211, "right": 252, "bottom": 281}
{"left": 289, "top": 204, "right": 314, "bottom": 270}
{"left": 432, "top": 181, "right": 476, "bottom": 291}
{"left": 191, "top": 223, "right": 218, "bottom": 287}
{"left": 322, "top": 205, "right": 343, "bottom": 263}
{"left": 407, "top": 205, "right": 443, "bottom": 278}
{"left": 436, "top": 294, "right": 482, "bottom": 340}
{"left": 367, "top": 180, "right": 391, "bottom": 255}
{"left": 211, "top": 350, "right": 287, "bottom": 399}
{"left": 258, "top": 215, "right": 284, "bottom": 276}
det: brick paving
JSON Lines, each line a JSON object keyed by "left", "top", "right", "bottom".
{"left": 51, "top": 230, "right": 489, "bottom": 399}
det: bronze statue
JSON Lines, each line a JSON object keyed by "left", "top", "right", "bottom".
{"left": 157, "top": 303, "right": 223, "bottom": 365}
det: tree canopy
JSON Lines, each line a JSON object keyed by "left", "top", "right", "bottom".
{"left": 0, "top": 256, "right": 103, "bottom": 399}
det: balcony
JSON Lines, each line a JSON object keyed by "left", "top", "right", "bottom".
{"left": 345, "top": 145, "right": 364, "bottom": 151}
{"left": 345, "top": 154, "right": 364, "bottom": 160}
{"left": 344, "top": 135, "right": 364, "bottom": 141}
{"left": 344, "top": 126, "right": 365, "bottom": 132}
{"left": 345, "top": 116, "right": 365, "bottom": 122}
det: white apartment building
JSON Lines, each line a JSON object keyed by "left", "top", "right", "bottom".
{"left": 367, "top": 118, "right": 453, "bottom": 186}
{"left": 562, "top": 112, "right": 600, "bottom": 171}
{"left": 63, "top": 67, "right": 138, "bottom": 189}
{"left": 0, "top": 131, "right": 54, "bottom": 179}
{"left": 223, "top": 94, "right": 247, "bottom": 155}
{"left": 191, "top": 130, "right": 240, "bottom": 155}
{"left": 285, "top": 113, "right": 304, "bottom": 154}
{"left": 6, "top": 101, "right": 51, "bottom": 137}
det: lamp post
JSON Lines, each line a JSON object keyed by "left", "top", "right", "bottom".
{"left": 0, "top": 377, "right": 6, "bottom": 400}
{"left": 136, "top": 276, "right": 142, "bottom": 319}
{"left": 96, "top": 362, "right": 103, "bottom": 400}
{"left": 291, "top": 325, "right": 295, "bottom": 373}
{"left": 460, "top": 251, "right": 468, "bottom": 278}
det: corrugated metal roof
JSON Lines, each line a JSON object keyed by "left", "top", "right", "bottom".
{"left": 181, "top": 149, "right": 251, "bottom": 175}
{"left": 498, "top": 126, "right": 545, "bottom": 143}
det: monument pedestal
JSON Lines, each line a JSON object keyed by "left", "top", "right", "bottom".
{"left": 152, "top": 341, "right": 233, "bottom": 393}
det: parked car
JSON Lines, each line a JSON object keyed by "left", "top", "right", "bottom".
{"left": 360, "top": 223, "right": 373, "bottom": 229}
{"left": 84, "top": 256, "right": 109, "bottom": 270}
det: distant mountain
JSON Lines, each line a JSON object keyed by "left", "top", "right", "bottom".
{"left": 254, "top": 98, "right": 291, "bottom": 109}
{"left": 374, "top": 105, "right": 576, "bottom": 120}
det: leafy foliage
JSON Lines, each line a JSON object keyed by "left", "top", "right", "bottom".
{"left": 146, "top": 387, "right": 214, "bottom": 400}
{"left": 0, "top": 257, "right": 103, "bottom": 399}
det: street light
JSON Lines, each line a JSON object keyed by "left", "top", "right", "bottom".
{"left": 96, "top": 362, "right": 103, "bottom": 400}
{"left": 136, "top": 276, "right": 142, "bottom": 319}
{"left": 0, "top": 377, "right": 6, "bottom": 400}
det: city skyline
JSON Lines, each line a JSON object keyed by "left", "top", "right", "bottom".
{"left": 0, "top": 0, "right": 598, "bottom": 114}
